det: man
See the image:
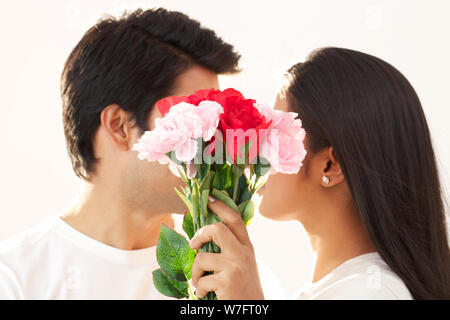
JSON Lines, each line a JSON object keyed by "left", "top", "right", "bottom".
{"left": 0, "top": 8, "right": 240, "bottom": 299}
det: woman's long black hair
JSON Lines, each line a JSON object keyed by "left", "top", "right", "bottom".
{"left": 286, "top": 47, "right": 450, "bottom": 299}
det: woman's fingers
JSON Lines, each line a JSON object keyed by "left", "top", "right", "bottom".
{"left": 189, "top": 197, "right": 259, "bottom": 299}
{"left": 207, "top": 197, "right": 252, "bottom": 246}
{"left": 191, "top": 252, "right": 225, "bottom": 287}
{"left": 189, "top": 221, "right": 241, "bottom": 252}
{"left": 195, "top": 273, "right": 221, "bottom": 299}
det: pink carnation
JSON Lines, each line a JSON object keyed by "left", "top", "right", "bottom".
{"left": 195, "top": 101, "right": 224, "bottom": 141}
{"left": 256, "top": 102, "right": 307, "bottom": 174}
{"left": 132, "top": 101, "right": 223, "bottom": 167}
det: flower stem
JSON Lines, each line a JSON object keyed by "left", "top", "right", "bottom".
{"left": 188, "top": 282, "right": 197, "bottom": 300}
{"left": 232, "top": 167, "right": 242, "bottom": 203}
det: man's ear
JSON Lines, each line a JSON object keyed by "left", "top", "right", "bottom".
{"left": 321, "top": 146, "right": 345, "bottom": 187}
{"left": 99, "top": 104, "right": 134, "bottom": 151}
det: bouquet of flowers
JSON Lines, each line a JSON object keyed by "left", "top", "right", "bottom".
{"left": 133, "top": 88, "right": 306, "bottom": 300}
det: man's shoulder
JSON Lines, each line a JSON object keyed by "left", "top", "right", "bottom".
{"left": 0, "top": 215, "right": 60, "bottom": 299}
{"left": 0, "top": 215, "right": 59, "bottom": 263}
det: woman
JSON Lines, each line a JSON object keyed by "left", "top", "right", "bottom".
{"left": 188, "top": 47, "right": 450, "bottom": 299}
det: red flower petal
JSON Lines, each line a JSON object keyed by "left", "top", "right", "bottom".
{"left": 222, "top": 88, "right": 245, "bottom": 99}
{"left": 155, "top": 88, "right": 226, "bottom": 116}
{"left": 156, "top": 96, "right": 189, "bottom": 116}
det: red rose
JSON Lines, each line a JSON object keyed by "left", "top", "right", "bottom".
{"left": 216, "top": 89, "right": 271, "bottom": 164}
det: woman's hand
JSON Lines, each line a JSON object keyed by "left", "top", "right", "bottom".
{"left": 189, "top": 197, "right": 265, "bottom": 300}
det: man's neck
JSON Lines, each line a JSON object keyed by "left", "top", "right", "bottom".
{"left": 61, "top": 182, "right": 174, "bottom": 250}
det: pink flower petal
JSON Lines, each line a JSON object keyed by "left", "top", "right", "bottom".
{"left": 256, "top": 102, "right": 307, "bottom": 174}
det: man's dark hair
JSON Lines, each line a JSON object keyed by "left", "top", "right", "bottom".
{"left": 61, "top": 8, "right": 240, "bottom": 180}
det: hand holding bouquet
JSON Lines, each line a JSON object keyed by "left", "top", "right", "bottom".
{"left": 133, "top": 88, "right": 306, "bottom": 299}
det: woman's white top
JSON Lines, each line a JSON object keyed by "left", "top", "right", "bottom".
{"left": 297, "top": 252, "right": 413, "bottom": 300}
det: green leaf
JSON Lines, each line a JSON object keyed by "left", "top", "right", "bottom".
{"left": 200, "top": 189, "right": 209, "bottom": 217}
{"left": 190, "top": 181, "right": 201, "bottom": 228}
{"left": 233, "top": 165, "right": 244, "bottom": 180}
{"left": 241, "top": 200, "right": 254, "bottom": 226}
{"left": 206, "top": 209, "right": 222, "bottom": 225}
{"left": 203, "top": 210, "right": 222, "bottom": 254}
{"left": 223, "top": 168, "right": 233, "bottom": 194}
{"left": 174, "top": 164, "right": 189, "bottom": 185}
{"left": 199, "top": 171, "right": 213, "bottom": 192}
{"left": 235, "top": 140, "right": 252, "bottom": 167}
{"left": 238, "top": 174, "right": 253, "bottom": 204}
{"left": 231, "top": 166, "right": 244, "bottom": 203}
{"left": 174, "top": 187, "right": 194, "bottom": 218}
{"left": 182, "top": 212, "right": 195, "bottom": 239}
{"left": 181, "top": 186, "right": 190, "bottom": 198}
{"left": 210, "top": 188, "right": 240, "bottom": 214}
{"left": 254, "top": 157, "right": 271, "bottom": 177}
{"left": 209, "top": 171, "right": 215, "bottom": 186}
{"left": 203, "top": 163, "right": 211, "bottom": 180}
{"left": 211, "top": 242, "right": 221, "bottom": 253}
{"left": 238, "top": 200, "right": 249, "bottom": 215}
{"left": 152, "top": 268, "right": 189, "bottom": 299}
{"left": 219, "top": 165, "right": 233, "bottom": 191}
{"left": 212, "top": 164, "right": 232, "bottom": 191}
{"left": 212, "top": 167, "right": 223, "bottom": 190}
{"left": 195, "top": 163, "right": 203, "bottom": 180}
{"left": 254, "top": 173, "right": 269, "bottom": 192}
{"left": 156, "top": 224, "right": 196, "bottom": 282}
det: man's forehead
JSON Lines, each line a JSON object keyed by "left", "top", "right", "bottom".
{"left": 146, "top": 65, "right": 220, "bottom": 129}
{"left": 171, "top": 65, "right": 219, "bottom": 96}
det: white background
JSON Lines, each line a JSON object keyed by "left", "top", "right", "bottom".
{"left": 1, "top": 0, "right": 449, "bottom": 298}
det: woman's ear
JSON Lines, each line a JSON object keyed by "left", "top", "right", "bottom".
{"left": 321, "top": 146, "right": 345, "bottom": 187}
{"left": 99, "top": 104, "right": 134, "bottom": 151}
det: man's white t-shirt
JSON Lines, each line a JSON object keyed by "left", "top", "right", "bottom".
{"left": 0, "top": 214, "right": 285, "bottom": 299}
{"left": 296, "top": 252, "right": 413, "bottom": 300}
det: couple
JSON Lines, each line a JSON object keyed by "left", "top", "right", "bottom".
{"left": 1, "top": 8, "right": 449, "bottom": 300}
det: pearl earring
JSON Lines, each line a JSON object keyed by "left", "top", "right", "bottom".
{"left": 322, "top": 175, "right": 330, "bottom": 185}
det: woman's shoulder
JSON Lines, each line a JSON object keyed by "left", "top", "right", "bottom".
{"left": 298, "top": 253, "right": 413, "bottom": 300}
{"left": 309, "top": 272, "right": 413, "bottom": 300}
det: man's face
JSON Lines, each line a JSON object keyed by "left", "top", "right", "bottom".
{"left": 124, "top": 65, "right": 220, "bottom": 215}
